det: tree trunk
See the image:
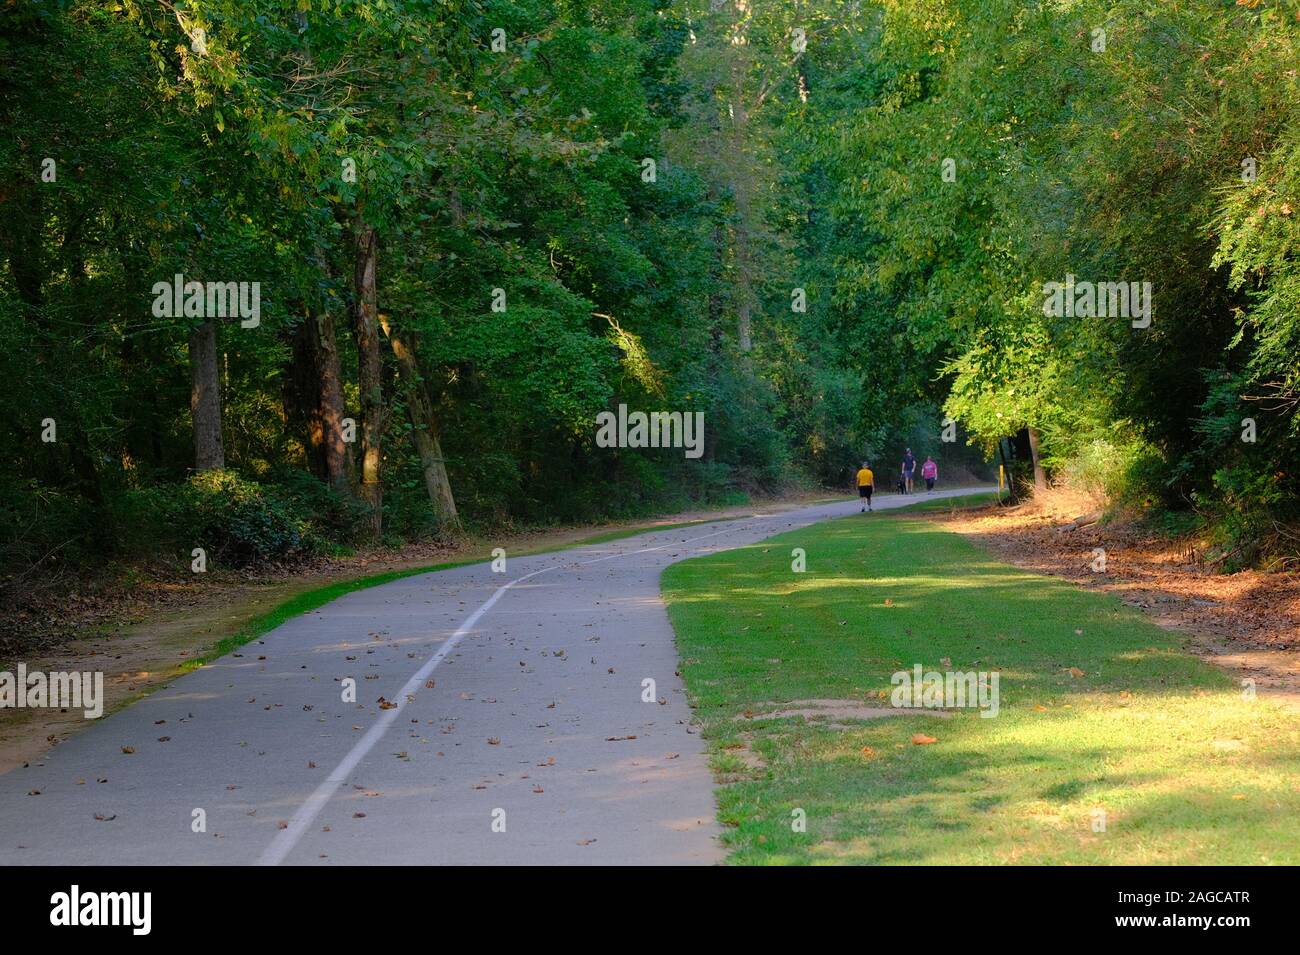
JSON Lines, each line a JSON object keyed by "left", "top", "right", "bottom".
{"left": 316, "top": 304, "right": 348, "bottom": 492}
{"left": 704, "top": 215, "right": 725, "bottom": 464}
{"left": 287, "top": 315, "right": 326, "bottom": 479}
{"left": 1027, "top": 426, "right": 1047, "bottom": 493}
{"left": 379, "top": 313, "right": 460, "bottom": 530}
{"left": 729, "top": 15, "right": 755, "bottom": 354}
{"left": 189, "top": 320, "right": 225, "bottom": 471}
{"left": 998, "top": 437, "right": 1017, "bottom": 505}
{"left": 352, "top": 219, "right": 383, "bottom": 535}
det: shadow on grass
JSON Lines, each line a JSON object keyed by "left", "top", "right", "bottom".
{"left": 665, "top": 512, "right": 1300, "bottom": 864}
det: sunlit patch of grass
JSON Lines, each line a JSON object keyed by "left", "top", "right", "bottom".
{"left": 663, "top": 511, "right": 1300, "bottom": 865}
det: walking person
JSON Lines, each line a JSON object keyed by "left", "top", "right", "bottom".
{"left": 902, "top": 448, "right": 916, "bottom": 494}
{"left": 856, "top": 461, "right": 874, "bottom": 512}
{"left": 922, "top": 455, "right": 938, "bottom": 492}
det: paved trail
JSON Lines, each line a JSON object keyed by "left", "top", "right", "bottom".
{"left": 0, "top": 488, "right": 988, "bottom": 865}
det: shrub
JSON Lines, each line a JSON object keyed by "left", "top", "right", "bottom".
{"left": 1058, "top": 434, "right": 1169, "bottom": 506}
{"left": 117, "top": 471, "right": 314, "bottom": 568}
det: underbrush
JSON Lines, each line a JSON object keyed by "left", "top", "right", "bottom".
{"left": 1043, "top": 436, "right": 1297, "bottom": 572}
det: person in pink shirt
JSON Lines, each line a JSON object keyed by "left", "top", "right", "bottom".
{"left": 921, "top": 456, "right": 938, "bottom": 492}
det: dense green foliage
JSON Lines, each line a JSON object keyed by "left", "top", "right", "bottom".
{"left": 779, "top": 0, "right": 1300, "bottom": 564}
{"left": 0, "top": 0, "right": 847, "bottom": 588}
{"left": 2, "top": 0, "right": 1296, "bottom": 592}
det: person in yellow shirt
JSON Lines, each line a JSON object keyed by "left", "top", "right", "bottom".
{"left": 856, "top": 461, "right": 874, "bottom": 512}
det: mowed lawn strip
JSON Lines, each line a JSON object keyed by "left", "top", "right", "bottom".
{"left": 662, "top": 509, "right": 1300, "bottom": 865}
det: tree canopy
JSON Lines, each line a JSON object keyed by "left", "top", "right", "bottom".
{"left": 2, "top": 0, "right": 1297, "bottom": 586}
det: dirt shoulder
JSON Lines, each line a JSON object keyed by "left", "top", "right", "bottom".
{"left": 0, "top": 491, "right": 843, "bottom": 776}
{"left": 929, "top": 488, "right": 1300, "bottom": 712}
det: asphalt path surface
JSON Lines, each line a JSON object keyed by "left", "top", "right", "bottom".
{"left": 0, "top": 487, "right": 989, "bottom": 865}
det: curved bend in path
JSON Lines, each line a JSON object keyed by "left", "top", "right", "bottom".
{"left": 0, "top": 487, "right": 988, "bottom": 865}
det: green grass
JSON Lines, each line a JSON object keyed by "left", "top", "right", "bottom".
{"left": 893, "top": 490, "right": 1003, "bottom": 511}
{"left": 662, "top": 509, "right": 1300, "bottom": 865}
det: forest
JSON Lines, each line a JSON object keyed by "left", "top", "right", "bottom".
{"left": 3, "top": 0, "right": 1298, "bottom": 597}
